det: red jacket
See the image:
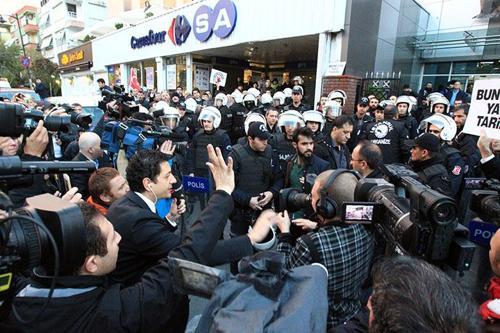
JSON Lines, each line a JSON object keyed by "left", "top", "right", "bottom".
{"left": 481, "top": 277, "right": 500, "bottom": 321}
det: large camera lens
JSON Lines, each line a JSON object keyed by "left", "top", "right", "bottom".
{"left": 44, "top": 114, "right": 71, "bottom": 132}
{"left": 430, "top": 200, "right": 456, "bottom": 226}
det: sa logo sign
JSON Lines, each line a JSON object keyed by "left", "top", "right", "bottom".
{"left": 193, "top": 0, "right": 237, "bottom": 42}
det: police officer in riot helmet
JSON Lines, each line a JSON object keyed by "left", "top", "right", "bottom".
{"left": 347, "top": 97, "right": 374, "bottom": 152}
{"left": 243, "top": 93, "right": 258, "bottom": 112}
{"left": 421, "top": 93, "right": 450, "bottom": 121}
{"left": 187, "top": 107, "right": 231, "bottom": 205}
{"left": 229, "top": 90, "right": 248, "bottom": 143}
{"left": 362, "top": 100, "right": 410, "bottom": 164}
{"left": 322, "top": 101, "right": 343, "bottom": 136}
{"left": 395, "top": 95, "right": 418, "bottom": 139}
{"left": 303, "top": 110, "right": 329, "bottom": 161}
{"left": 228, "top": 122, "right": 281, "bottom": 273}
{"left": 406, "top": 133, "right": 453, "bottom": 196}
{"left": 214, "top": 93, "right": 233, "bottom": 133}
{"left": 237, "top": 113, "right": 267, "bottom": 146}
{"left": 421, "top": 114, "right": 464, "bottom": 197}
{"left": 272, "top": 91, "right": 286, "bottom": 112}
{"left": 283, "top": 86, "right": 310, "bottom": 113}
{"left": 270, "top": 110, "right": 305, "bottom": 171}
{"left": 327, "top": 90, "right": 347, "bottom": 107}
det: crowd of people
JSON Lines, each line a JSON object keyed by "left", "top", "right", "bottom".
{"left": 0, "top": 75, "right": 498, "bottom": 332}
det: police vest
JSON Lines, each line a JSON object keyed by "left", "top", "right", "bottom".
{"left": 193, "top": 129, "right": 227, "bottom": 170}
{"left": 219, "top": 106, "right": 233, "bottom": 132}
{"left": 231, "top": 144, "right": 273, "bottom": 196}
{"left": 272, "top": 134, "right": 295, "bottom": 163}
{"left": 417, "top": 164, "right": 448, "bottom": 185}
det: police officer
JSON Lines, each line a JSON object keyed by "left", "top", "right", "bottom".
{"left": 236, "top": 113, "right": 267, "bottom": 146}
{"left": 347, "top": 97, "right": 374, "bottom": 151}
{"left": 214, "top": 93, "right": 233, "bottom": 133}
{"left": 272, "top": 91, "right": 286, "bottom": 112}
{"left": 270, "top": 110, "right": 305, "bottom": 171}
{"left": 283, "top": 86, "right": 309, "bottom": 113}
{"left": 327, "top": 89, "right": 347, "bottom": 107}
{"left": 362, "top": 101, "right": 409, "bottom": 164}
{"left": 322, "top": 101, "right": 343, "bottom": 136}
{"left": 395, "top": 95, "right": 418, "bottom": 139}
{"left": 229, "top": 122, "right": 281, "bottom": 272}
{"left": 421, "top": 113, "right": 464, "bottom": 197}
{"left": 229, "top": 90, "right": 248, "bottom": 143}
{"left": 406, "top": 133, "right": 453, "bottom": 196}
{"left": 303, "top": 110, "right": 329, "bottom": 161}
{"left": 187, "top": 106, "right": 231, "bottom": 183}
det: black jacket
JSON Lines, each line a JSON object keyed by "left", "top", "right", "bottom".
{"left": 107, "top": 191, "right": 253, "bottom": 285}
{"left": 34, "top": 82, "right": 50, "bottom": 99}
{"left": 362, "top": 119, "right": 409, "bottom": 164}
{"left": 480, "top": 155, "right": 500, "bottom": 179}
{"left": 410, "top": 156, "right": 453, "bottom": 196}
{"left": 283, "top": 154, "right": 330, "bottom": 188}
{"left": 347, "top": 114, "right": 374, "bottom": 152}
{"left": 318, "top": 136, "right": 351, "bottom": 169}
{"left": 70, "top": 152, "right": 111, "bottom": 199}
{"left": 7, "top": 191, "right": 235, "bottom": 332}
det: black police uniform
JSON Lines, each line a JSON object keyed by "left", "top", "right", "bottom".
{"left": 270, "top": 133, "right": 296, "bottom": 171}
{"left": 441, "top": 144, "right": 466, "bottom": 197}
{"left": 229, "top": 102, "right": 248, "bottom": 143}
{"left": 410, "top": 156, "right": 453, "bottom": 197}
{"left": 362, "top": 119, "right": 409, "bottom": 164}
{"left": 187, "top": 128, "right": 231, "bottom": 178}
{"left": 397, "top": 114, "right": 418, "bottom": 139}
{"left": 347, "top": 114, "right": 374, "bottom": 152}
{"left": 218, "top": 105, "right": 233, "bottom": 133}
{"left": 452, "top": 131, "right": 481, "bottom": 177}
{"left": 283, "top": 103, "right": 310, "bottom": 113}
{"left": 312, "top": 131, "right": 331, "bottom": 162}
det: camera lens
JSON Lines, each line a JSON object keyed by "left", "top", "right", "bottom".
{"left": 430, "top": 200, "right": 456, "bottom": 226}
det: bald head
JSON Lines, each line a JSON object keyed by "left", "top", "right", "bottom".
{"left": 78, "top": 132, "right": 102, "bottom": 160}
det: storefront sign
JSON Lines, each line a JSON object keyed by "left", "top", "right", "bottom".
{"left": 193, "top": 0, "right": 237, "bottom": 42}
{"left": 130, "top": 29, "right": 167, "bottom": 49}
{"left": 325, "top": 61, "right": 346, "bottom": 76}
{"left": 168, "top": 15, "right": 191, "bottom": 46}
{"left": 462, "top": 79, "right": 500, "bottom": 140}
{"left": 58, "top": 42, "right": 93, "bottom": 72}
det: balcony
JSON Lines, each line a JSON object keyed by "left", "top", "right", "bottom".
{"left": 23, "top": 24, "right": 39, "bottom": 34}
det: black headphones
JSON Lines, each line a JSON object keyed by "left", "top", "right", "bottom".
{"left": 315, "top": 169, "right": 361, "bottom": 219}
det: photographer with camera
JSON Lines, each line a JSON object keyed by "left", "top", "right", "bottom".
{"left": 274, "top": 169, "right": 374, "bottom": 329}
{"left": 6, "top": 145, "right": 275, "bottom": 332}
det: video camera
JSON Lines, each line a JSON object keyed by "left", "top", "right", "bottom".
{"left": 100, "top": 85, "right": 139, "bottom": 119}
{"left": 464, "top": 178, "right": 500, "bottom": 225}
{"left": 277, "top": 165, "right": 475, "bottom": 273}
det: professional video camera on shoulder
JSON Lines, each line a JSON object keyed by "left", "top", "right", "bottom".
{"left": 100, "top": 85, "right": 139, "bottom": 119}
{"left": 465, "top": 178, "right": 500, "bottom": 225}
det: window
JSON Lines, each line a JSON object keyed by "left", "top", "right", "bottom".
{"left": 453, "top": 61, "right": 500, "bottom": 75}
{"left": 67, "top": 3, "right": 77, "bottom": 17}
{"left": 423, "top": 62, "right": 450, "bottom": 75}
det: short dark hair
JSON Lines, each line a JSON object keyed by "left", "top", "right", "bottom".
{"left": 332, "top": 115, "right": 353, "bottom": 129}
{"left": 370, "top": 256, "right": 480, "bottom": 333}
{"left": 97, "top": 78, "right": 105, "bottom": 84}
{"left": 89, "top": 167, "right": 120, "bottom": 206}
{"left": 454, "top": 104, "right": 469, "bottom": 115}
{"left": 292, "top": 127, "right": 314, "bottom": 143}
{"left": 126, "top": 150, "right": 169, "bottom": 192}
{"left": 357, "top": 141, "right": 383, "bottom": 170}
{"left": 192, "top": 88, "right": 200, "bottom": 93}
{"left": 78, "top": 202, "right": 108, "bottom": 259}
{"left": 72, "top": 103, "right": 82, "bottom": 108}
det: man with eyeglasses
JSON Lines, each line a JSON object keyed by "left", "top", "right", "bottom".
{"left": 350, "top": 141, "right": 384, "bottom": 178}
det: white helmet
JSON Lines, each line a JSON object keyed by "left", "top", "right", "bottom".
{"left": 231, "top": 89, "right": 243, "bottom": 103}
{"left": 184, "top": 97, "right": 198, "bottom": 113}
{"left": 323, "top": 101, "right": 342, "bottom": 118}
{"left": 278, "top": 110, "right": 305, "bottom": 129}
{"left": 303, "top": 110, "right": 325, "bottom": 131}
{"left": 327, "top": 90, "right": 346, "bottom": 106}
{"left": 292, "top": 76, "right": 303, "bottom": 85}
{"left": 214, "top": 93, "right": 228, "bottom": 106}
{"left": 420, "top": 113, "right": 457, "bottom": 141}
{"left": 198, "top": 106, "right": 221, "bottom": 129}
{"left": 273, "top": 91, "right": 286, "bottom": 105}
{"left": 159, "top": 106, "right": 180, "bottom": 129}
{"left": 395, "top": 95, "right": 412, "bottom": 106}
{"left": 243, "top": 93, "right": 257, "bottom": 106}
{"left": 247, "top": 87, "right": 261, "bottom": 98}
{"left": 244, "top": 112, "right": 266, "bottom": 135}
{"left": 260, "top": 93, "right": 273, "bottom": 105}
{"left": 151, "top": 100, "right": 169, "bottom": 115}
{"left": 283, "top": 88, "right": 293, "bottom": 98}
{"left": 138, "top": 104, "right": 149, "bottom": 114}
{"left": 430, "top": 96, "right": 450, "bottom": 114}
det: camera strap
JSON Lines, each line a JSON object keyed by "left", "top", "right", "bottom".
{"left": 301, "top": 234, "right": 321, "bottom": 263}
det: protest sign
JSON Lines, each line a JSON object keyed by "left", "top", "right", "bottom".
{"left": 209, "top": 69, "right": 227, "bottom": 87}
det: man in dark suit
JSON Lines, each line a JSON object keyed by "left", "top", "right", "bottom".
{"left": 70, "top": 132, "right": 111, "bottom": 198}
{"left": 317, "top": 115, "right": 353, "bottom": 169}
{"left": 445, "top": 80, "right": 469, "bottom": 111}
{"left": 106, "top": 147, "right": 274, "bottom": 332}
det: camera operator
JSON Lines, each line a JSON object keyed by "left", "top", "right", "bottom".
{"left": 97, "top": 78, "right": 111, "bottom": 95}
{"left": 58, "top": 103, "right": 83, "bottom": 153}
{"left": 477, "top": 130, "right": 500, "bottom": 180}
{"left": 406, "top": 133, "right": 453, "bottom": 196}
{"left": 70, "top": 132, "right": 112, "bottom": 199}
{"left": 350, "top": 141, "right": 384, "bottom": 178}
{"left": 334, "top": 255, "right": 480, "bottom": 333}
{"left": 106, "top": 147, "right": 273, "bottom": 331}
{"left": 86, "top": 167, "right": 129, "bottom": 215}
{"left": 6, "top": 145, "right": 275, "bottom": 332}
{"left": 273, "top": 170, "right": 374, "bottom": 329}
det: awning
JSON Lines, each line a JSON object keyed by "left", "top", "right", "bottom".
{"left": 40, "top": 37, "right": 53, "bottom": 49}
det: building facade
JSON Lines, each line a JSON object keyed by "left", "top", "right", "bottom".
{"left": 5, "top": 5, "right": 40, "bottom": 50}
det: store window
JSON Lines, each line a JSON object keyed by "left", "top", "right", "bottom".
{"left": 453, "top": 61, "right": 500, "bottom": 75}
{"left": 423, "top": 63, "right": 450, "bottom": 75}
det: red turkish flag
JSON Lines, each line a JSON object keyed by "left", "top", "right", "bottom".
{"left": 129, "top": 67, "right": 141, "bottom": 91}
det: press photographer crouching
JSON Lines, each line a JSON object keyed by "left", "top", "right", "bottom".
{"left": 5, "top": 145, "right": 276, "bottom": 332}
{"left": 274, "top": 169, "right": 374, "bottom": 329}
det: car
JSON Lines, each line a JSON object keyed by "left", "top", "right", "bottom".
{"left": 0, "top": 88, "right": 41, "bottom": 103}
{"left": 46, "top": 96, "right": 104, "bottom": 131}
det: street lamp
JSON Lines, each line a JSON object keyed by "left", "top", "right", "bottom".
{"left": 0, "top": 13, "right": 34, "bottom": 87}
